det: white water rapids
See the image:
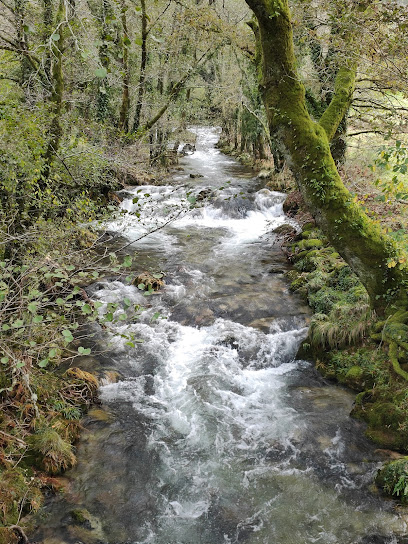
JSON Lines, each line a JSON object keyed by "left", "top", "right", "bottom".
{"left": 34, "top": 128, "right": 408, "bottom": 544}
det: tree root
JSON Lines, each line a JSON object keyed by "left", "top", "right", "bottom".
{"left": 9, "top": 525, "right": 29, "bottom": 544}
{"left": 371, "top": 310, "right": 408, "bottom": 382}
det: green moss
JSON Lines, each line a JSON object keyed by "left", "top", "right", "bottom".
{"left": 295, "top": 238, "right": 324, "bottom": 251}
{"left": 290, "top": 277, "right": 307, "bottom": 291}
{"left": 0, "top": 468, "right": 43, "bottom": 526}
{"left": 343, "top": 366, "right": 364, "bottom": 389}
{"left": 71, "top": 508, "right": 91, "bottom": 524}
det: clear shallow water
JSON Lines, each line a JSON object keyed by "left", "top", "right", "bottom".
{"left": 33, "top": 127, "right": 408, "bottom": 544}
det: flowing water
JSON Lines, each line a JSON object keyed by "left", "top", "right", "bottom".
{"left": 34, "top": 128, "right": 408, "bottom": 544}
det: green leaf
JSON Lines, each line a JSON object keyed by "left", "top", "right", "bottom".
{"left": 123, "top": 297, "right": 131, "bottom": 308}
{"left": 135, "top": 37, "right": 143, "bottom": 46}
{"left": 38, "top": 359, "right": 49, "bottom": 368}
{"left": 82, "top": 304, "right": 92, "bottom": 315}
{"left": 12, "top": 319, "right": 24, "bottom": 328}
{"left": 95, "top": 67, "right": 108, "bottom": 78}
{"left": 151, "top": 311, "right": 160, "bottom": 321}
{"left": 1, "top": 357, "right": 9, "bottom": 364}
{"left": 152, "top": 273, "right": 163, "bottom": 279}
{"left": 16, "top": 361, "right": 25, "bottom": 369}
{"left": 123, "top": 255, "right": 132, "bottom": 268}
{"left": 28, "top": 302, "right": 37, "bottom": 313}
{"left": 62, "top": 329, "right": 74, "bottom": 343}
{"left": 78, "top": 346, "right": 91, "bottom": 355}
{"left": 49, "top": 348, "right": 57, "bottom": 358}
{"left": 138, "top": 283, "right": 145, "bottom": 290}
{"left": 51, "top": 33, "right": 60, "bottom": 41}
{"left": 126, "top": 342, "right": 135, "bottom": 348}
{"left": 56, "top": 298, "right": 65, "bottom": 306}
{"left": 2, "top": 324, "right": 10, "bottom": 331}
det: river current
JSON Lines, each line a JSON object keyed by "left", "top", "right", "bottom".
{"left": 34, "top": 128, "right": 408, "bottom": 544}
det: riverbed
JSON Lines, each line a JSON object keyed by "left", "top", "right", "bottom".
{"left": 32, "top": 127, "right": 408, "bottom": 544}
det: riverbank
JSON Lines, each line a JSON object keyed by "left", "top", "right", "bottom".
{"left": 282, "top": 189, "right": 408, "bottom": 502}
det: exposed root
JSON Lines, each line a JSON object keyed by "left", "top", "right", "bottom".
{"left": 372, "top": 310, "right": 408, "bottom": 382}
{"left": 9, "top": 525, "right": 29, "bottom": 544}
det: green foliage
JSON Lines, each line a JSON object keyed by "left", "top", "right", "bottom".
{"left": 371, "top": 141, "right": 408, "bottom": 204}
{"left": 377, "top": 458, "right": 408, "bottom": 502}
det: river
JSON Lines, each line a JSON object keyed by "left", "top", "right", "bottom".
{"left": 33, "top": 127, "right": 408, "bottom": 544}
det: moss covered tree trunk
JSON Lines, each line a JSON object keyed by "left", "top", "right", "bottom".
{"left": 43, "top": 0, "right": 65, "bottom": 181}
{"left": 118, "top": 0, "right": 130, "bottom": 132}
{"left": 245, "top": 0, "right": 407, "bottom": 314}
{"left": 132, "top": 0, "right": 148, "bottom": 133}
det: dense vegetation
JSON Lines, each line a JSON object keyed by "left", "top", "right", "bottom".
{"left": 0, "top": 0, "right": 408, "bottom": 538}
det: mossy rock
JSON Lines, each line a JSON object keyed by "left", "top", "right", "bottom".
{"left": 0, "top": 528, "right": 18, "bottom": 544}
{"left": 291, "top": 250, "right": 309, "bottom": 263}
{"left": 343, "top": 366, "right": 364, "bottom": 389}
{"left": 352, "top": 401, "right": 408, "bottom": 451}
{"left": 28, "top": 425, "right": 76, "bottom": 474}
{"left": 71, "top": 508, "right": 93, "bottom": 528}
{"left": 296, "top": 238, "right": 324, "bottom": 251}
{"left": 301, "top": 221, "right": 316, "bottom": 232}
{"left": 0, "top": 468, "right": 43, "bottom": 525}
{"left": 285, "top": 270, "right": 301, "bottom": 282}
{"left": 366, "top": 401, "right": 403, "bottom": 430}
{"left": 366, "top": 428, "right": 408, "bottom": 452}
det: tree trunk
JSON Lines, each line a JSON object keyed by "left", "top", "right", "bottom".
{"left": 132, "top": 0, "right": 148, "bottom": 133}
{"left": 43, "top": 0, "right": 65, "bottom": 181}
{"left": 118, "top": 0, "right": 130, "bottom": 132}
{"left": 244, "top": 0, "right": 407, "bottom": 313}
{"left": 96, "top": 0, "right": 111, "bottom": 121}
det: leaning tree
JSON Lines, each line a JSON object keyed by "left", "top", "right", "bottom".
{"left": 244, "top": 0, "right": 408, "bottom": 375}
